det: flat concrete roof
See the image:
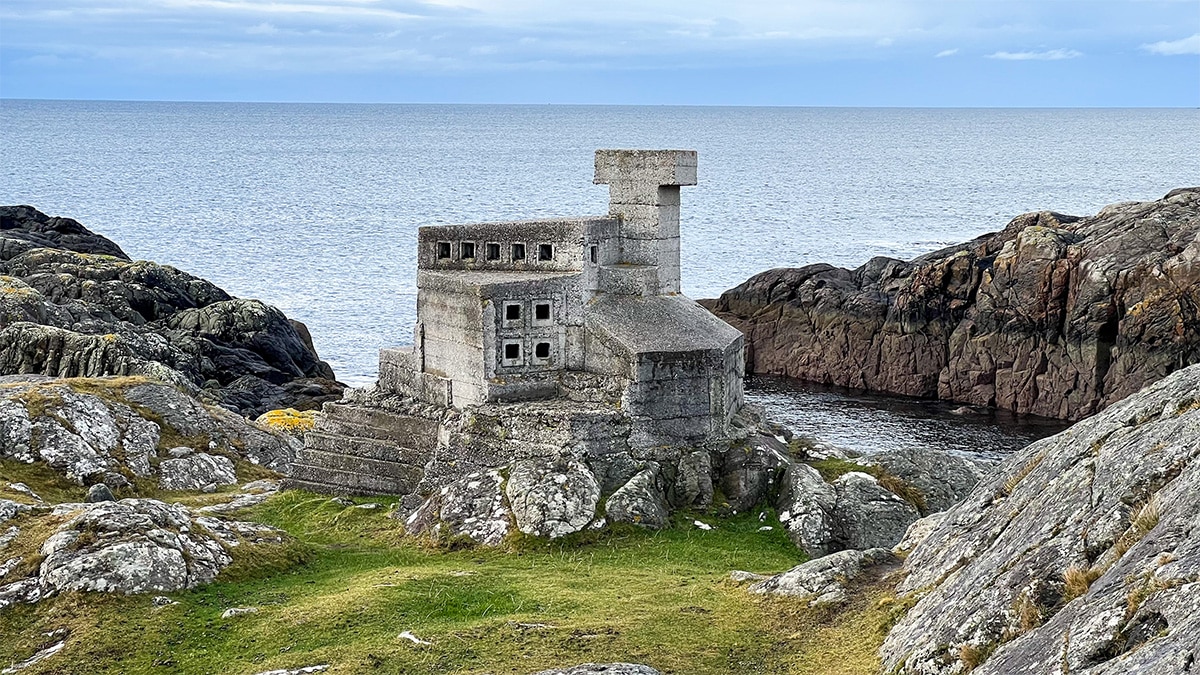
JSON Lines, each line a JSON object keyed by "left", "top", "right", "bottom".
{"left": 586, "top": 294, "right": 742, "bottom": 354}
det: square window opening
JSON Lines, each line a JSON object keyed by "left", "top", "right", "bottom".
{"left": 504, "top": 343, "right": 521, "bottom": 360}
{"left": 511, "top": 243, "right": 526, "bottom": 261}
{"left": 534, "top": 303, "right": 551, "bottom": 322}
{"left": 486, "top": 243, "right": 501, "bottom": 261}
{"left": 538, "top": 243, "right": 553, "bottom": 261}
{"left": 460, "top": 242, "right": 476, "bottom": 260}
{"left": 534, "top": 342, "right": 551, "bottom": 359}
{"left": 504, "top": 304, "right": 522, "bottom": 321}
{"left": 437, "top": 241, "right": 452, "bottom": 259}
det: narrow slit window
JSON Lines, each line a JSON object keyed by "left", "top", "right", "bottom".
{"left": 589, "top": 245, "right": 598, "bottom": 264}
{"left": 534, "top": 303, "right": 551, "bottom": 322}
{"left": 538, "top": 243, "right": 553, "bottom": 261}
{"left": 460, "top": 242, "right": 476, "bottom": 260}
{"left": 505, "top": 304, "right": 522, "bottom": 321}
{"left": 504, "top": 343, "right": 521, "bottom": 360}
{"left": 511, "top": 243, "right": 526, "bottom": 261}
{"left": 534, "top": 342, "right": 551, "bottom": 359}
{"left": 486, "top": 243, "right": 501, "bottom": 260}
{"left": 437, "top": 242, "right": 452, "bottom": 259}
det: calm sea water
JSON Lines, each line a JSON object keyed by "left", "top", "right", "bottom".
{"left": 2, "top": 101, "right": 1196, "bottom": 454}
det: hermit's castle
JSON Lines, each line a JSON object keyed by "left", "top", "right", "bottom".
{"left": 288, "top": 150, "right": 746, "bottom": 505}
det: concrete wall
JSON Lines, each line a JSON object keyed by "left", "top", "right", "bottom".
{"left": 417, "top": 219, "right": 616, "bottom": 274}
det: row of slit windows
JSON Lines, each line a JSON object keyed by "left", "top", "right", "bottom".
{"left": 437, "top": 241, "right": 554, "bottom": 262}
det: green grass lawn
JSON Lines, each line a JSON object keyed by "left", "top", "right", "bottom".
{"left": 0, "top": 489, "right": 896, "bottom": 675}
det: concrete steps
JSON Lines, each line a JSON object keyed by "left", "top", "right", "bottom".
{"left": 284, "top": 402, "right": 440, "bottom": 497}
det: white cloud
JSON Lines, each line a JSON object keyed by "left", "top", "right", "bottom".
{"left": 246, "top": 22, "right": 278, "bottom": 34}
{"left": 875, "top": 37, "right": 894, "bottom": 47}
{"left": 1142, "top": 33, "right": 1200, "bottom": 55}
{"left": 987, "top": 48, "right": 1082, "bottom": 60}
{"left": 935, "top": 48, "right": 958, "bottom": 57}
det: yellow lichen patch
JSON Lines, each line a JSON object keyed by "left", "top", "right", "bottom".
{"left": 256, "top": 408, "right": 318, "bottom": 437}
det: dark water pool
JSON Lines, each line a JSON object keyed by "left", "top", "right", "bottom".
{"left": 745, "top": 375, "right": 1072, "bottom": 461}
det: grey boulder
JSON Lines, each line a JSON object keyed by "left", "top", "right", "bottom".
{"left": 605, "top": 466, "right": 670, "bottom": 529}
{"left": 830, "top": 471, "right": 921, "bottom": 551}
{"left": 404, "top": 470, "right": 511, "bottom": 546}
{"left": 505, "top": 457, "right": 600, "bottom": 539}
{"left": 749, "top": 548, "right": 898, "bottom": 606}
{"left": 872, "top": 446, "right": 990, "bottom": 514}
{"left": 158, "top": 452, "right": 237, "bottom": 492}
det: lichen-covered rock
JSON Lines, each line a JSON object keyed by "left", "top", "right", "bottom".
{"left": 404, "top": 470, "right": 511, "bottom": 545}
{"left": 749, "top": 548, "right": 897, "bottom": 605}
{"left": 0, "top": 498, "right": 284, "bottom": 604}
{"left": 505, "top": 457, "right": 600, "bottom": 539}
{"left": 158, "top": 453, "right": 237, "bottom": 492}
{"left": 831, "top": 472, "right": 921, "bottom": 551}
{"left": 872, "top": 447, "right": 990, "bottom": 515}
{"left": 880, "top": 363, "right": 1200, "bottom": 675}
{"left": 0, "top": 377, "right": 296, "bottom": 490}
{"left": 669, "top": 449, "right": 713, "bottom": 508}
{"left": 605, "top": 466, "right": 670, "bottom": 529}
{"left": 0, "top": 205, "right": 343, "bottom": 416}
{"left": 891, "top": 511, "right": 946, "bottom": 555}
{"left": 708, "top": 188, "right": 1200, "bottom": 420}
{"left": 775, "top": 462, "right": 837, "bottom": 557}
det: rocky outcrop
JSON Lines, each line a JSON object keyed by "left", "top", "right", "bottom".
{"left": 0, "top": 498, "right": 283, "bottom": 609}
{"left": 873, "top": 447, "right": 989, "bottom": 514}
{"left": 0, "top": 376, "right": 297, "bottom": 490}
{"left": 881, "top": 362, "right": 1200, "bottom": 674}
{"left": 0, "top": 205, "right": 343, "bottom": 416}
{"left": 707, "top": 188, "right": 1200, "bottom": 420}
{"left": 748, "top": 547, "right": 898, "bottom": 606}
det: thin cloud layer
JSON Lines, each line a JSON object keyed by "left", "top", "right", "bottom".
{"left": 987, "top": 49, "right": 1083, "bottom": 61}
{"left": 1142, "top": 33, "right": 1200, "bottom": 56}
{"left": 0, "top": 0, "right": 1196, "bottom": 103}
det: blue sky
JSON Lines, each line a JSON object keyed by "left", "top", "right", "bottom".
{"left": 1, "top": 0, "right": 1197, "bottom": 105}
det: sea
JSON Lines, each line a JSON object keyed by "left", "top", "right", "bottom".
{"left": 3, "top": 101, "right": 1198, "bottom": 456}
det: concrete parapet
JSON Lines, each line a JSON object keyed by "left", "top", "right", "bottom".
{"left": 598, "top": 264, "right": 660, "bottom": 297}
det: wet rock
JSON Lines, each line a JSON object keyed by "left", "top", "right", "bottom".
{"left": 158, "top": 453, "right": 237, "bottom": 492}
{"left": 749, "top": 548, "right": 898, "bottom": 605}
{"left": 404, "top": 470, "right": 511, "bottom": 546}
{"left": 881, "top": 363, "right": 1200, "bottom": 674}
{"left": 605, "top": 466, "right": 670, "bottom": 529}
{"left": 84, "top": 483, "right": 115, "bottom": 503}
{"left": 872, "top": 447, "right": 990, "bottom": 514}
{"left": 708, "top": 188, "right": 1200, "bottom": 420}
{"left": 505, "top": 457, "right": 600, "bottom": 539}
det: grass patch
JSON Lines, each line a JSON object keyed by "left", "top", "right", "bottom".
{"left": 0, "top": 490, "right": 892, "bottom": 675}
{"left": 0, "top": 460, "right": 86, "bottom": 505}
{"left": 1062, "top": 565, "right": 1102, "bottom": 602}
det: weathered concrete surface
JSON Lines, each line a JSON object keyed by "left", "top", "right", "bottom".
{"left": 881, "top": 362, "right": 1200, "bottom": 674}
{"left": 0, "top": 205, "right": 343, "bottom": 416}
{"left": 707, "top": 188, "right": 1200, "bottom": 420}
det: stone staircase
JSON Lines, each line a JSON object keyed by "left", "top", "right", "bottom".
{"left": 285, "top": 402, "right": 441, "bottom": 496}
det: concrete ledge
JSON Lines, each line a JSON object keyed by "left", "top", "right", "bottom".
{"left": 598, "top": 264, "right": 659, "bottom": 297}
{"left": 594, "top": 150, "right": 698, "bottom": 186}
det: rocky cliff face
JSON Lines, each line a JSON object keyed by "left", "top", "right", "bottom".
{"left": 0, "top": 206, "right": 343, "bottom": 416}
{"left": 706, "top": 188, "right": 1200, "bottom": 420}
{"left": 881, "top": 362, "right": 1200, "bottom": 674}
